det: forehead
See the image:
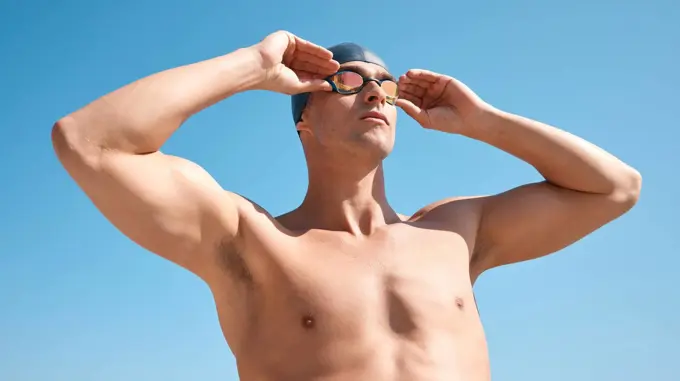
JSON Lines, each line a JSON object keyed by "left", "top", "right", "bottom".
{"left": 339, "top": 61, "right": 392, "bottom": 78}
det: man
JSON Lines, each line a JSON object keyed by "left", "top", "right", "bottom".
{"left": 52, "top": 31, "right": 641, "bottom": 380}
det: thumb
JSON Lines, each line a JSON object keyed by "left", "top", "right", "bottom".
{"left": 296, "top": 73, "right": 332, "bottom": 93}
{"left": 302, "top": 78, "right": 332, "bottom": 92}
{"left": 396, "top": 98, "right": 425, "bottom": 123}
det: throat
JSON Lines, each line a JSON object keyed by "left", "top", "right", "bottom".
{"left": 299, "top": 198, "right": 401, "bottom": 235}
{"left": 296, "top": 164, "right": 401, "bottom": 235}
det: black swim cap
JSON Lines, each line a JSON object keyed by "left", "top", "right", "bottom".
{"left": 291, "top": 42, "right": 388, "bottom": 124}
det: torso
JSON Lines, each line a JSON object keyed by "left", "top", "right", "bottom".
{"left": 207, "top": 201, "right": 490, "bottom": 381}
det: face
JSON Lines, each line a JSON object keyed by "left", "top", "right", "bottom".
{"left": 298, "top": 61, "right": 398, "bottom": 161}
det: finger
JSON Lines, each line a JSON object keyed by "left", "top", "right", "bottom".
{"left": 399, "top": 74, "right": 431, "bottom": 91}
{"left": 290, "top": 61, "right": 335, "bottom": 78}
{"left": 297, "top": 70, "right": 328, "bottom": 79}
{"left": 292, "top": 35, "right": 334, "bottom": 59}
{"left": 289, "top": 59, "right": 333, "bottom": 75}
{"left": 399, "top": 76, "right": 430, "bottom": 90}
{"left": 297, "top": 70, "right": 332, "bottom": 86}
{"left": 296, "top": 51, "right": 340, "bottom": 70}
{"left": 428, "top": 76, "right": 451, "bottom": 97}
{"left": 397, "top": 90, "right": 423, "bottom": 108}
{"left": 290, "top": 52, "right": 339, "bottom": 74}
{"left": 296, "top": 76, "right": 333, "bottom": 92}
{"left": 399, "top": 74, "right": 439, "bottom": 93}
{"left": 399, "top": 83, "right": 427, "bottom": 98}
{"left": 398, "top": 84, "right": 423, "bottom": 99}
{"left": 405, "top": 69, "right": 442, "bottom": 83}
{"left": 396, "top": 98, "right": 425, "bottom": 122}
{"left": 401, "top": 74, "right": 454, "bottom": 104}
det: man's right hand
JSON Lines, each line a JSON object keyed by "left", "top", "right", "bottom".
{"left": 251, "top": 31, "right": 340, "bottom": 95}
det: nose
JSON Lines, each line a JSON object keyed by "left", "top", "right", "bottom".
{"left": 361, "top": 80, "right": 388, "bottom": 105}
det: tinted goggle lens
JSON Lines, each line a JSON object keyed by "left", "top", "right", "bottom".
{"left": 329, "top": 71, "right": 398, "bottom": 103}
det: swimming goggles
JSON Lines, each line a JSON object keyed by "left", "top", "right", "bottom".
{"left": 325, "top": 70, "right": 398, "bottom": 105}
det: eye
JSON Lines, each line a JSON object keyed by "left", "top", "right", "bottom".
{"left": 335, "top": 71, "right": 364, "bottom": 90}
{"left": 380, "top": 80, "right": 398, "bottom": 98}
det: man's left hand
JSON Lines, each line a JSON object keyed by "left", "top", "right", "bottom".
{"left": 396, "top": 69, "right": 491, "bottom": 135}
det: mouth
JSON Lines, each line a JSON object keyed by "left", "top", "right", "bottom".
{"left": 360, "top": 111, "right": 389, "bottom": 125}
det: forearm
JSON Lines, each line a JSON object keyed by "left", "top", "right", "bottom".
{"left": 56, "top": 46, "right": 264, "bottom": 154}
{"left": 466, "top": 108, "right": 641, "bottom": 196}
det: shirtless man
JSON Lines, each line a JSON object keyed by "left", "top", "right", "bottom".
{"left": 51, "top": 31, "right": 641, "bottom": 380}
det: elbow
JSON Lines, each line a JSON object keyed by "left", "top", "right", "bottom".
{"left": 51, "top": 116, "right": 103, "bottom": 170}
{"left": 51, "top": 117, "right": 75, "bottom": 162}
{"left": 612, "top": 166, "right": 642, "bottom": 210}
{"left": 51, "top": 116, "right": 73, "bottom": 150}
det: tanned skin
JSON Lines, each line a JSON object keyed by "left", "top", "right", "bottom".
{"left": 52, "top": 31, "right": 641, "bottom": 381}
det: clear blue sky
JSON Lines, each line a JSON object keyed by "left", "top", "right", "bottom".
{"left": 1, "top": 0, "right": 677, "bottom": 380}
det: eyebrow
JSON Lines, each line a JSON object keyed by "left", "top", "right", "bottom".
{"left": 340, "top": 64, "right": 395, "bottom": 81}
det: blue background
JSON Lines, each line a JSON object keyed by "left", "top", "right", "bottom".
{"left": 1, "top": 0, "right": 677, "bottom": 380}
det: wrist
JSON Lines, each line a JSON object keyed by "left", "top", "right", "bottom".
{"left": 220, "top": 46, "right": 269, "bottom": 93}
{"left": 459, "top": 105, "right": 505, "bottom": 140}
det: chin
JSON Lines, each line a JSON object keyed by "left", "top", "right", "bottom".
{"left": 355, "top": 129, "right": 395, "bottom": 159}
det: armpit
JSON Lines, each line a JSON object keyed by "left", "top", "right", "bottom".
{"left": 217, "top": 238, "right": 255, "bottom": 286}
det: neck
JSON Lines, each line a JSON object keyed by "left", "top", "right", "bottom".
{"left": 297, "top": 160, "right": 400, "bottom": 235}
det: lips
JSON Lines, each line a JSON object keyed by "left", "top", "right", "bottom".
{"left": 360, "top": 111, "right": 389, "bottom": 125}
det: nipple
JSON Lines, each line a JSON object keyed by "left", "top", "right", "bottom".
{"left": 301, "top": 314, "right": 315, "bottom": 329}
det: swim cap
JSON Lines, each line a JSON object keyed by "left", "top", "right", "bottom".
{"left": 291, "top": 42, "right": 388, "bottom": 124}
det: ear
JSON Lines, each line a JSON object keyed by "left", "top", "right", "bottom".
{"left": 296, "top": 121, "right": 313, "bottom": 137}
{"left": 296, "top": 104, "right": 313, "bottom": 135}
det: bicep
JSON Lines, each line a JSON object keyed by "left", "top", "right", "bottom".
{"left": 64, "top": 149, "right": 240, "bottom": 276}
{"left": 474, "top": 181, "right": 627, "bottom": 271}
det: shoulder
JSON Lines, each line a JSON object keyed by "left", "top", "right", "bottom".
{"left": 228, "top": 192, "right": 281, "bottom": 225}
{"left": 410, "top": 195, "right": 488, "bottom": 223}
{"left": 408, "top": 196, "right": 490, "bottom": 269}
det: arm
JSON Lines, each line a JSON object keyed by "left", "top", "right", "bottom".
{"left": 52, "top": 31, "right": 338, "bottom": 281}
{"left": 397, "top": 70, "right": 641, "bottom": 277}
{"left": 468, "top": 109, "right": 641, "bottom": 273}
{"left": 51, "top": 47, "right": 264, "bottom": 280}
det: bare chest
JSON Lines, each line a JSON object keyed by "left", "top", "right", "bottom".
{"left": 236, "top": 225, "right": 476, "bottom": 337}
{"left": 212, "top": 224, "right": 488, "bottom": 379}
